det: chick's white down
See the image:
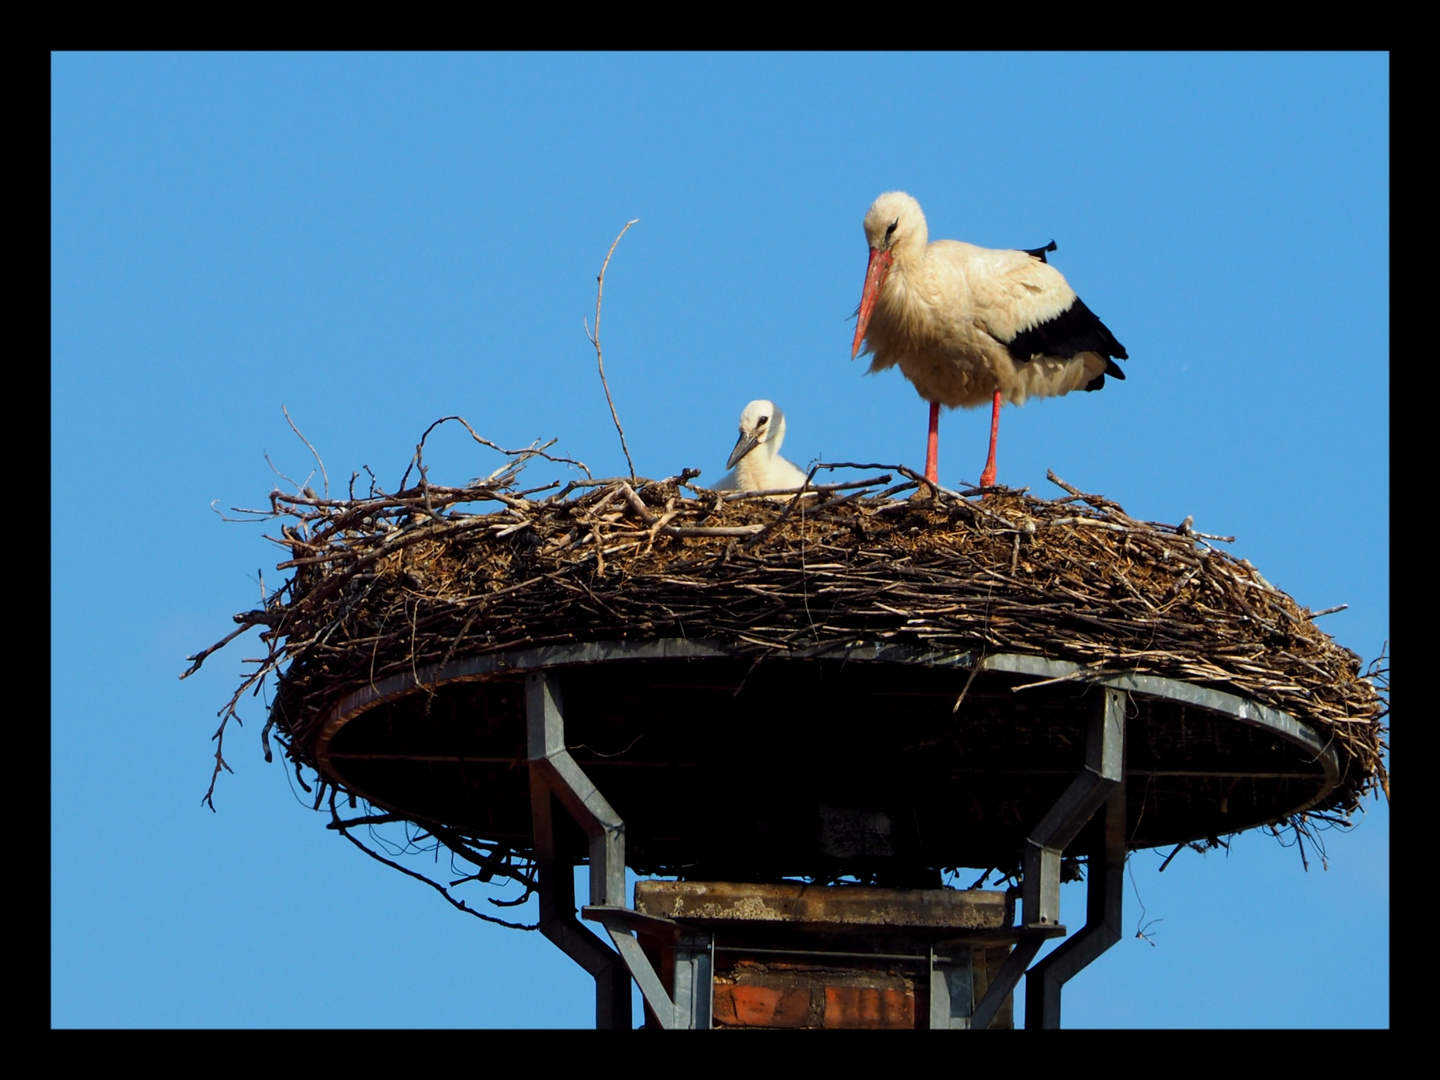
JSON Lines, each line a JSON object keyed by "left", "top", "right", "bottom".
{"left": 715, "top": 400, "right": 808, "bottom": 493}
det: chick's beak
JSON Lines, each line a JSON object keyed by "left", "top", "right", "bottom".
{"left": 727, "top": 429, "right": 762, "bottom": 470}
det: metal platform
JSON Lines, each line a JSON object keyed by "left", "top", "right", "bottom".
{"left": 303, "top": 637, "right": 1338, "bottom": 1028}
{"left": 314, "top": 638, "right": 1338, "bottom": 876}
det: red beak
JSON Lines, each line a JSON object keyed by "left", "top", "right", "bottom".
{"left": 851, "top": 247, "right": 893, "bottom": 359}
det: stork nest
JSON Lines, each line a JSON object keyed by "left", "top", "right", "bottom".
{"left": 191, "top": 434, "right": 1388, "bottom": 837}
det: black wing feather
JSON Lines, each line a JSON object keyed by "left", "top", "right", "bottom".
{"left": 1083, "top": 359, "right": 1128, "bottom": 392}
{"left": 1006, "top": 295, "right": 1128, "bottom": 365}
{"left": 1023, "top": 240, "right": 1058, "bottom": 263}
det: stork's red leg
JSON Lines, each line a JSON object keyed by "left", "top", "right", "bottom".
{"left": 979, "top": 389, "right": 1002, "bottom": 489}
{"left": 924, "top": 401, "right": 940, "bottom": 485}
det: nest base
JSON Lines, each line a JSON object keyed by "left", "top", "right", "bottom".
{"left": 316, "top": 639, "right": 1337, "bottom": 878}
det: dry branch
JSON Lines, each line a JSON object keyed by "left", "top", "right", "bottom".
{"left": 584, "top": 219, "right": 639, "bottom": 482}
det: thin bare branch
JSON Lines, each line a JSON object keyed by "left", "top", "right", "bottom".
{"left": 398, "top": 415, "right": 591, "bottom": 492}
{"left": 333, "top": 814, "right": 536, "bottom": 930}
{"left": 282, "top": 405, "right": 329, "bottom": 497}
{"left": 584, "top": 219, "right": 639, "bottom": 482}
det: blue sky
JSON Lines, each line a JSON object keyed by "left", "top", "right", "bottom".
{"left": 52, "top": 52, "right": 1388, "bottom": 1028}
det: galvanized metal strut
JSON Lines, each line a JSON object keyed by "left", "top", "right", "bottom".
{"left": 1017, "top": 684, "right": 1126, "bottom": 1028}
{"left": 525, "top": 671, "right": 631, "bottom": 1028}
{"left": 526, "top": 670, "right": 712, "bottom": 1029}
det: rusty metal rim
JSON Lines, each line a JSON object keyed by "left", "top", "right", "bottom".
{"left": 313, "top": 638, "right": 1338, "bottom": 815}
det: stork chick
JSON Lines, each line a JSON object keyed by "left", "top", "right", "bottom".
{"left": 715, "top": 400, "right": 809, "bottom": 493}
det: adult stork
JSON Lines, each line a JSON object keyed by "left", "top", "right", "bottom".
{"left": 851, "top": 191, "right": 1128, "bottom": 488}
{"left": 715, "top": 400, "right": 809, "bottom": 493}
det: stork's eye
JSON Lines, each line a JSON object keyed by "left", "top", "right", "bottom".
{"left": 885, "top": 218, "right": 899, "bottom": 239}
{"left": 757, "top": 416, "right": 769, "bottom": 425}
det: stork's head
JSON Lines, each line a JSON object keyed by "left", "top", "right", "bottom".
{"left": 726, "top": 399, "right": 787, "bottom": 469}
{"left": 853, "top": 191, "right": 929, "bottom": 359}
{"left": 862, "top": 191, "right": 927, "bottom": 255}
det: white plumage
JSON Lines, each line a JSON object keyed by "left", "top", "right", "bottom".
{"left": 715, "top": 400, "right": 809, "bottom": 493}
{"left": 852, "top": 191, "right": 1127, "bottom": 485}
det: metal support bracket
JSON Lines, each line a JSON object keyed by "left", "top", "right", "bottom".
{"left": 526, "top": 671, "right": 631, "bottom": 1029}
{"left": 527, "top": 670, "right": 712, "bottom": 1029}
{"left": 671, "top": 930, "right": 715, "bottom": 1030}
{"left": 527, "top": 671, "right": 625, "bottom": 907}
{"left": 582, "top": 906, "right": 714, "bottom": 1029}
{"left": 1009, "top": 685, "right": 1125, "bottom": 1028}
{"left": 1024, "top": 781, "right": 1127, "bottom": 1029}
{"left": 1021, "top": 686, "right": 1125, "bottom": 930}
{"left": 929, "top": 947, "right": 974, "bottom": 1029}
{"left": 973, "top": 934, "right": 1046, "bottom": 1030}
{"left": 931, "top": 925, "right": 1062, "bottom": 1029}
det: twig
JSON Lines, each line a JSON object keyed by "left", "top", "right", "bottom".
{"left": 952, "top": 652, "right": 985, "bottom": 714}
{"left": 663, "top": 525, "right": 766, "bottom": 537}
{"left": 399, "top": 416, "right": 591, "bottom": 491}
{"left": 584, "top": 219, "right": 639, "bottom": 483}
{"left": 263, "top": 451, "right": 308, "bottom": 497}
{"left": 282, "top": 405, "right": 329, "bottom": 497}
{"left": 1011, "top": 668, "right": 1101, "bottom": 692}
{"left": 326, "top": 812, "right": 408, "bottom": 830}
{"left": 210, "top": 499, "right": 270, "bottom": 523}
{"left": 180, "top": 614, "right": 267, "bottom": 679}
{"left": 1127, "top": 857, "right": 1162, "bottom": 945}
{"left": 720, "top": 475, "right": 891, "bottom": 501}
{"left": 200, "top": 711, "right": 237, "bottom": 812}
{"left": 1157, "top": 843, "right": 1184, "bottom": 872}
{"left": 743, "top": 463, "right": 824, "bottom": 547}
{"left": 1046, "top": 469, "right": 1084, "bottom": 498}
{"left": 333, "top": 810, "right": 536, "bottom": 930}
{"left": 618, "top": 481, "right": 657, "bottom": 524}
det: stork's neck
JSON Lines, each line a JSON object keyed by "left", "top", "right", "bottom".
{"left": 886, "top": 225, "right": 929, "bottom": 284}
{"left": 735, "top": 415, "right": 787, "bottom": 489}
{"left": 733, "top": 453, "right": 768, "bottom": 491}
{"left": 875, "top": 239, "right": 939, "bottom": 327}
{"left": 768, "top": 413, "right": 787, "bottom": 457}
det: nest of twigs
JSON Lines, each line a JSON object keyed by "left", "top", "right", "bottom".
{"left": 191, "top": 429, "right": 1388, "bottom": 838}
